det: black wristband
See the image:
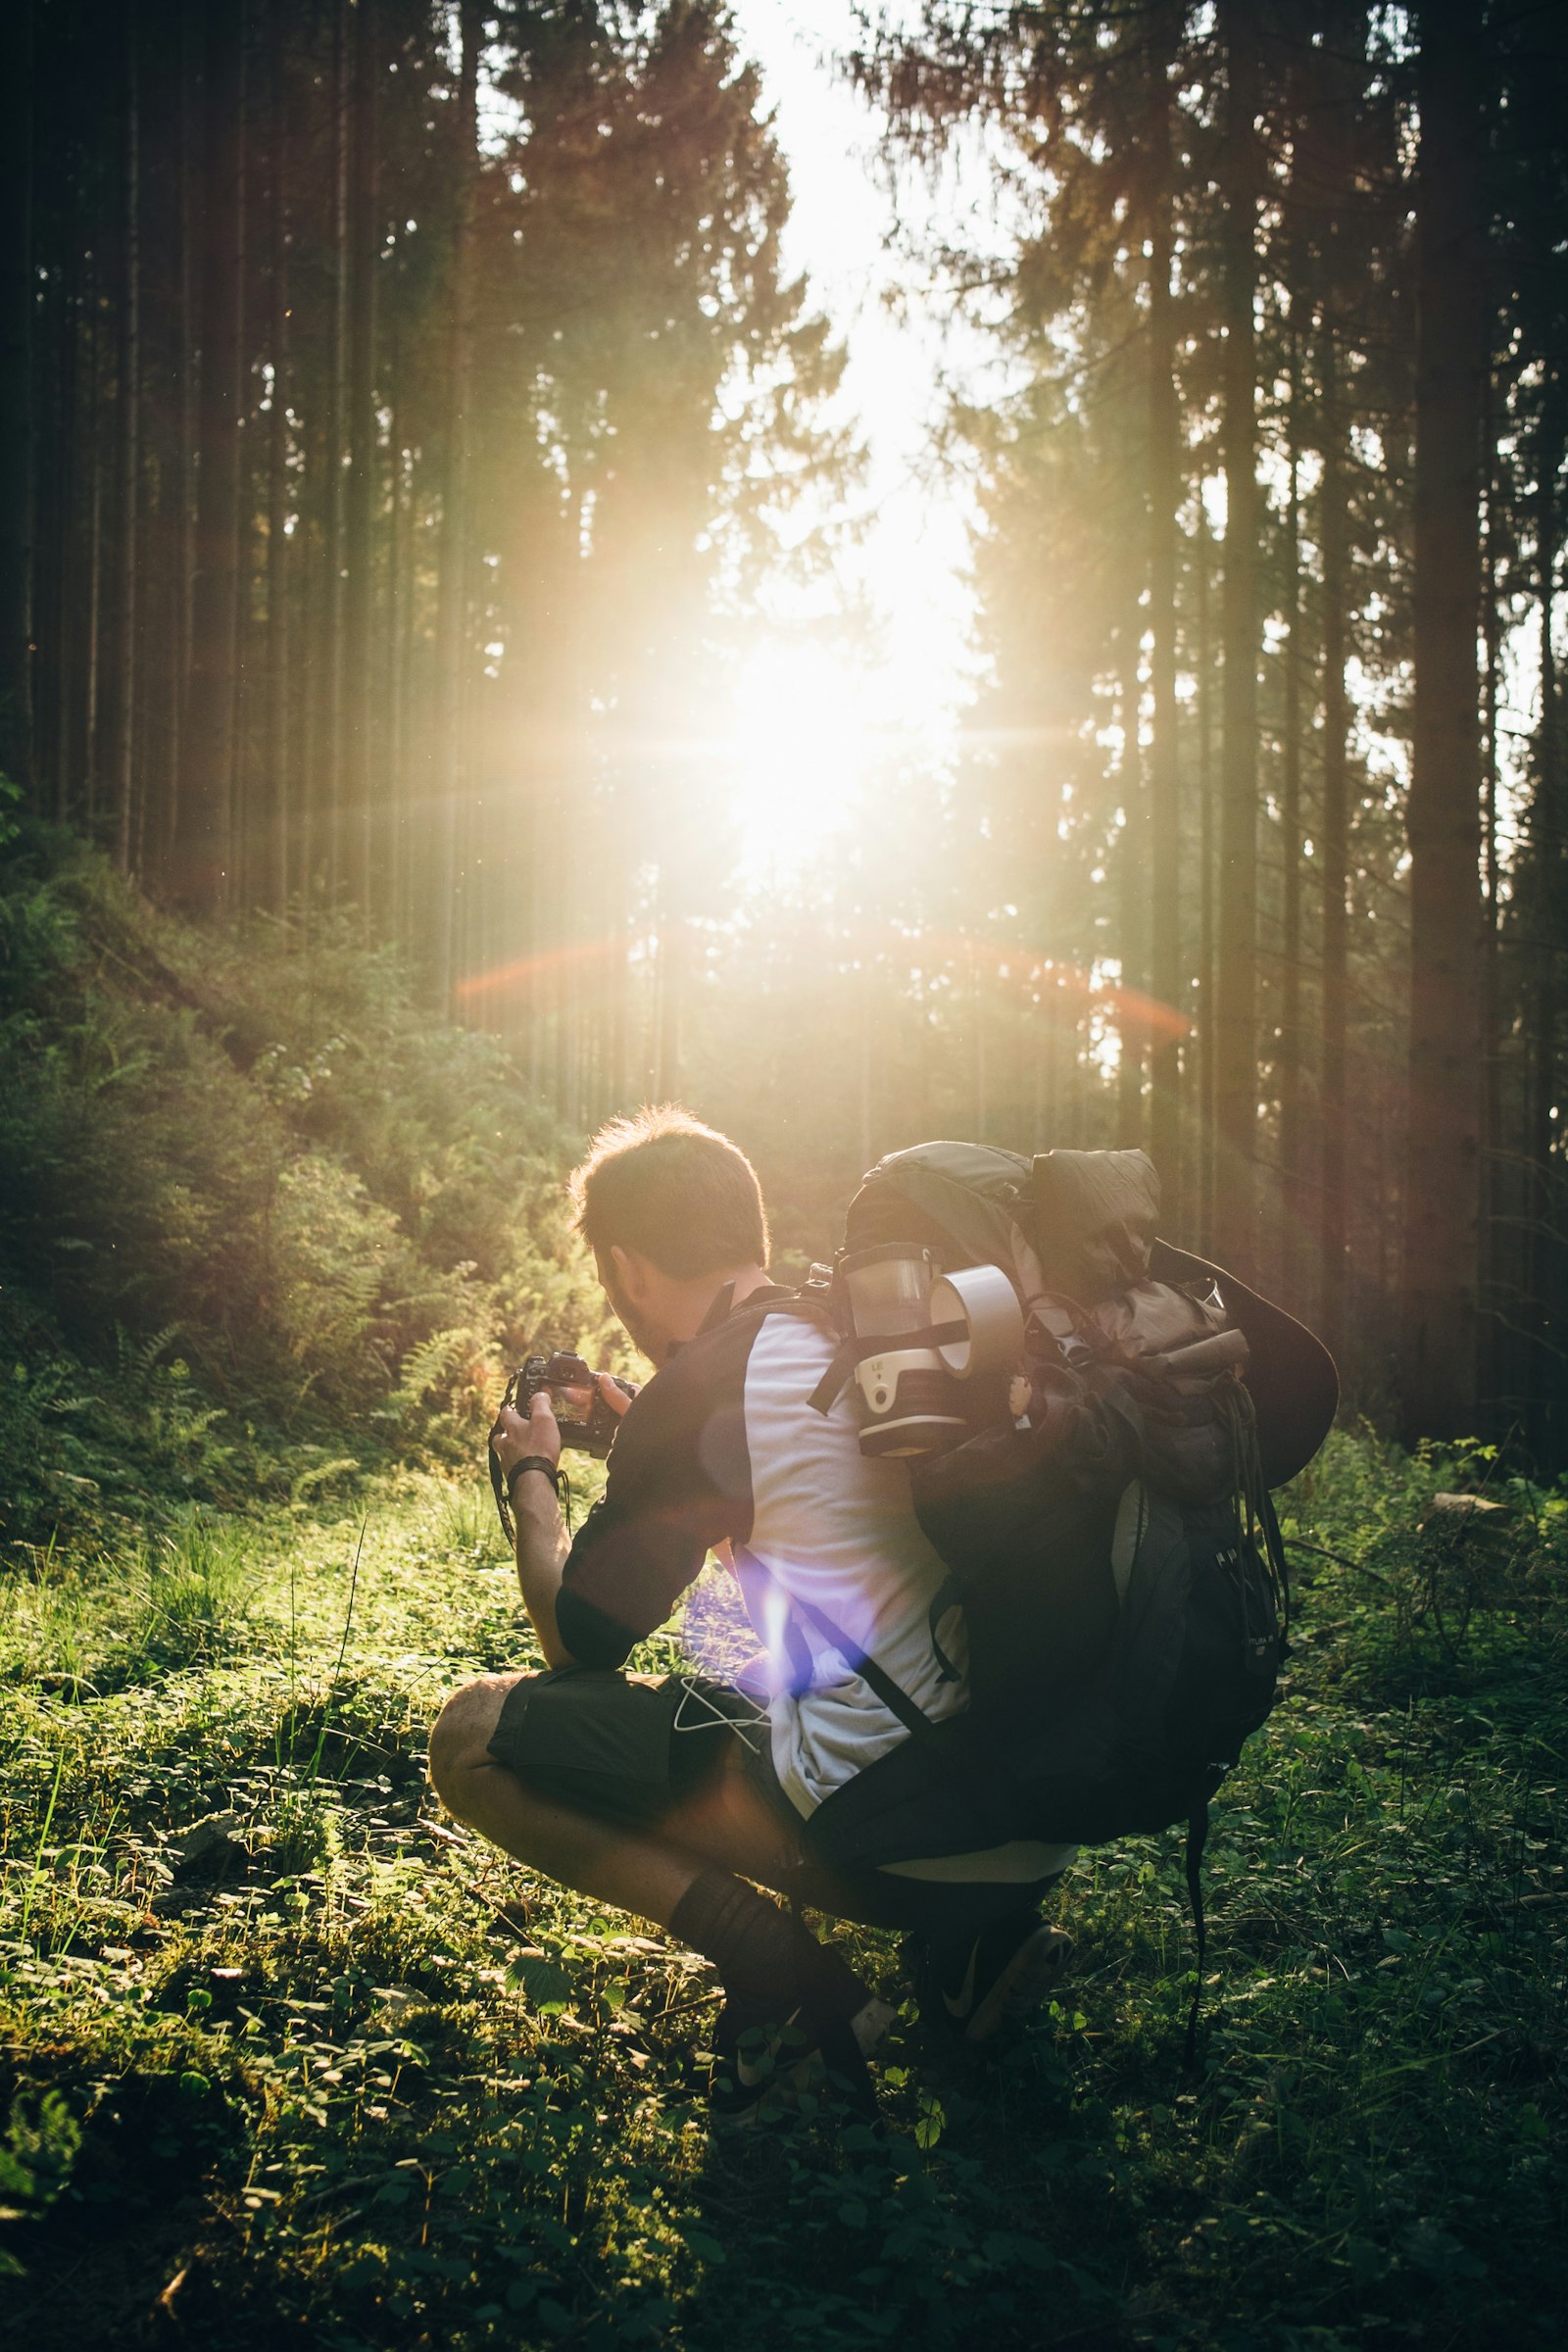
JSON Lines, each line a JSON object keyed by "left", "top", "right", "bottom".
{"left": 507, "top": 1454, "right": 562, "bottom": 1501}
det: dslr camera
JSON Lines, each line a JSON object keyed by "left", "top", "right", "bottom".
{"left": 487, "top": 1348, "right": 638, "bottom": 1547}
{"left": 509, "top": 1348, "right": 636, "bottom": 1458}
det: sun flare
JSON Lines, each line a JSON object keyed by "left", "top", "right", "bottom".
{"left": 723, "top": 642, "right": 874, "bottom": 875}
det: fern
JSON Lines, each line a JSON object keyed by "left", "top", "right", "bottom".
{"left": 113, "top": 1321, "right": 185, "bottom": 1398}
{"left": 0, "top": 829, "right": 597, "bottom": 1528}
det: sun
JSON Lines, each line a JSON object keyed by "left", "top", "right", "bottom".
{"left": 723, "top": 642, "right": 873, "bottom": 877}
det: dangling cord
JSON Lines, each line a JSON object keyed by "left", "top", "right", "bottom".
{"left": 672, "top": 1677, "right": 767, "bottom": 1755}
{"left": 1183, "top": 1804, "right": 1211, "bottom": 2072}
{"left": 1241, "top": 1385, "right": 1260, "bottom": 1640}
{"left": 1235, "top": 1378, "right": 1285, "bottom": 1634}
{"left": 1223, "top": 1381, "right": 1248, "bottom": 1559}
{"left": 1238, "top": 1384, "right": 1291, "bottom": 1648}
{"left": 1259, "top": 1482, "right": 1292, "bottom": 1645}
{"left": 1132, "top": 1470, "right": 1150, "bottom": 1582}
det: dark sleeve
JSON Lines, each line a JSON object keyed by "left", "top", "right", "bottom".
{"left": 554, "top": 1322, "right": 757, "bottom": 1669}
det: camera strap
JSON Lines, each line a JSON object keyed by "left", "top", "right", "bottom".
{"left": 738, "top": 1282, "right": 970, "bottom": 1418}
{"left": 488, "top": 1435, "right": 511, "bottom": 1543}
{"left": 509, "top": 1454, "right": 563, "bottom": 1499}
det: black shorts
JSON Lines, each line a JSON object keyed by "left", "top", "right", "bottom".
{"left": 485, "top": 1666, "right": 1062, "bottom": 1936}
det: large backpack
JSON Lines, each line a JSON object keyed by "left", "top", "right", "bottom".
{"left": 763, "top": 1141, "right": 1338, "bottom": 2053}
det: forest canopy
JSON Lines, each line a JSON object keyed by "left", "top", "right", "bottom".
{"left": 1, "top": 0, "right": 1565, "bottom": 1465}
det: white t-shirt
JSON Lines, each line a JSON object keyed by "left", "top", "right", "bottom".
{"left": 555, "top": 1286, "right": 1072, "bottom": 1883}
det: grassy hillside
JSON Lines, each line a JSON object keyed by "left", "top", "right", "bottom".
{"left": 1, "top": 1439, "right": 1565, "bottom": 2348}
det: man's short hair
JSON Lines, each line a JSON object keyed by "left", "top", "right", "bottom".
{"left": 569, "top": 1105, "right": 770, "bottom": 1280}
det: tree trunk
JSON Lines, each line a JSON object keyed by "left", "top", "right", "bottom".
{"left": 321, "top": 0, "right": 351, "bottom": 893}
{"left": 133, "top": 21, "right": 185, "bottom": 889}
{"left": 28, "top": 162, "right": 55, "bottom": 811}
{"left": 265, "top": 0, "right": 290, "bottom": 917}
{"left": 1195, "top": 499, "right": 1216, "bottom": 1252}
{"left": 1319, "top": 316, "right": 1350, "bottom": 1363}
{"left": 386, "top": 402, "right": 409, "bottom": 935}
{"left": 176, "top": 0, "right": 246, "bottom": 911}
{"left": 1146, "top": 53, "right": 1182, "bottom": 1200}
{"left": 165, "top": 0, "right": 201, "bottom": 876}
{"left": 1529, "top": 446, "right": 1561, "bottom": 1457}
{"left": 84, "top": 291, "right": 104, "bottom": 832}
{"left": 0, "top": 0, "right": 34, "bottom": 798}
{"left": 1400, "top": 0, "right": 1487, "bottom": 1439}
{"left": 432, "top": 0, "right": 482, "bottom": 1001}
{"left": 115, "top": 8, "right": 141, "bottom": 874}
{"left": 299, "top": 380, "right": 326, "bottom": 911}
{"left": 344, "top": 0, "right": 378, "bottom": 911}
{"left": 1479, "top": 349, "right": 1501, "bottom": 1414}
{"left": 1278, "top": 304, "right": 1305, "bottom": 1300}
{"left": 52, "top": 250, "right": 78, "bottom": 824}
{"left": 655, "top": 872, "right": 683, "bottom": 1102}
{"left": 1117, "top": 630, "right": 1147, "bottom": 1147}
{"left": 1213, "top": 0, "right": 1261, "bottom": 1272}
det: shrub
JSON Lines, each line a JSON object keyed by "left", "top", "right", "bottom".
{"left": 0, "top": 825, "right": 608, "bottom": 1539}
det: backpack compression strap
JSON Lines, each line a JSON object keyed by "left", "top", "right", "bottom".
{"left": 805, "top": 1319, "right": 968, "bottom": 1418}
{"left": 735, "top": 1281, "right": 969, "bottom": 1417}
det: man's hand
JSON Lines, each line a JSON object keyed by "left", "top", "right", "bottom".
{"left": 491, "top": 1368, "right": 633, "bottom": 1495}
{"left": 595, "top": 1369, "right": 635, "bottom": 1422}
{"left": 490, "top": 1389, "right": 563, "bottom": 1484}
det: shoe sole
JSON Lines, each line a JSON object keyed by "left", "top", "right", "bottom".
{"left": 710, "top": 1996, "right": 896, "bottom": 2135}
{"left": 964, "top": 1926, "right": 1073, "bottom": 2045}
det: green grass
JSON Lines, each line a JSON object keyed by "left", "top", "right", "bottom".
{"left": 2, "top": 1435, "right": 1566, "bottom": 2348}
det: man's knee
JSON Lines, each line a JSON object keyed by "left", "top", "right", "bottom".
{"left": 429, "top": 1674, "right": 527, "bottom": 1809}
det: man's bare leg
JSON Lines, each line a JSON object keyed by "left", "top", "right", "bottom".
{"left": 430, "top": 1676, "right": 894, "bottom": 2119}
{"left": 427, "top": 1674, "right": 804, "bottom": 1928}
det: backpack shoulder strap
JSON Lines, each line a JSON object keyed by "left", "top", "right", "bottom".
{"left": 721, "top": 1286, "right": 861, "bottom": 1417}
{"left": 740, "top": 1546, "right": 939, "bottom": 1750}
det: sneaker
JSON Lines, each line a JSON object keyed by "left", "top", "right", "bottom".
{"left": 917, "top": 1915, "right": 1074, "bottom": 2044}
{"left": 709, "top": 1992, "right": 895, "bottom": 2133}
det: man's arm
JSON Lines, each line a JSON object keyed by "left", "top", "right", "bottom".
{"left": 494, "top": 1335, "right": 751, "bottom": 1670}
{"left": 489, "top": 1377, "right": 632, "bottom": 1668}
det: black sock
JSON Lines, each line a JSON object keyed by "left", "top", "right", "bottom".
{"left": 670, "top": 1866, "right": 867, "bottom": 2024}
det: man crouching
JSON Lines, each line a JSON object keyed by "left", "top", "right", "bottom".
{"left": 429, "top": 1106, "right": 1070, "bottom": 2128}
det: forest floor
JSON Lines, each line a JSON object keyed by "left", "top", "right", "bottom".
{"left": 1, "top": 1437, "right": 1566, "bottom": 2351}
